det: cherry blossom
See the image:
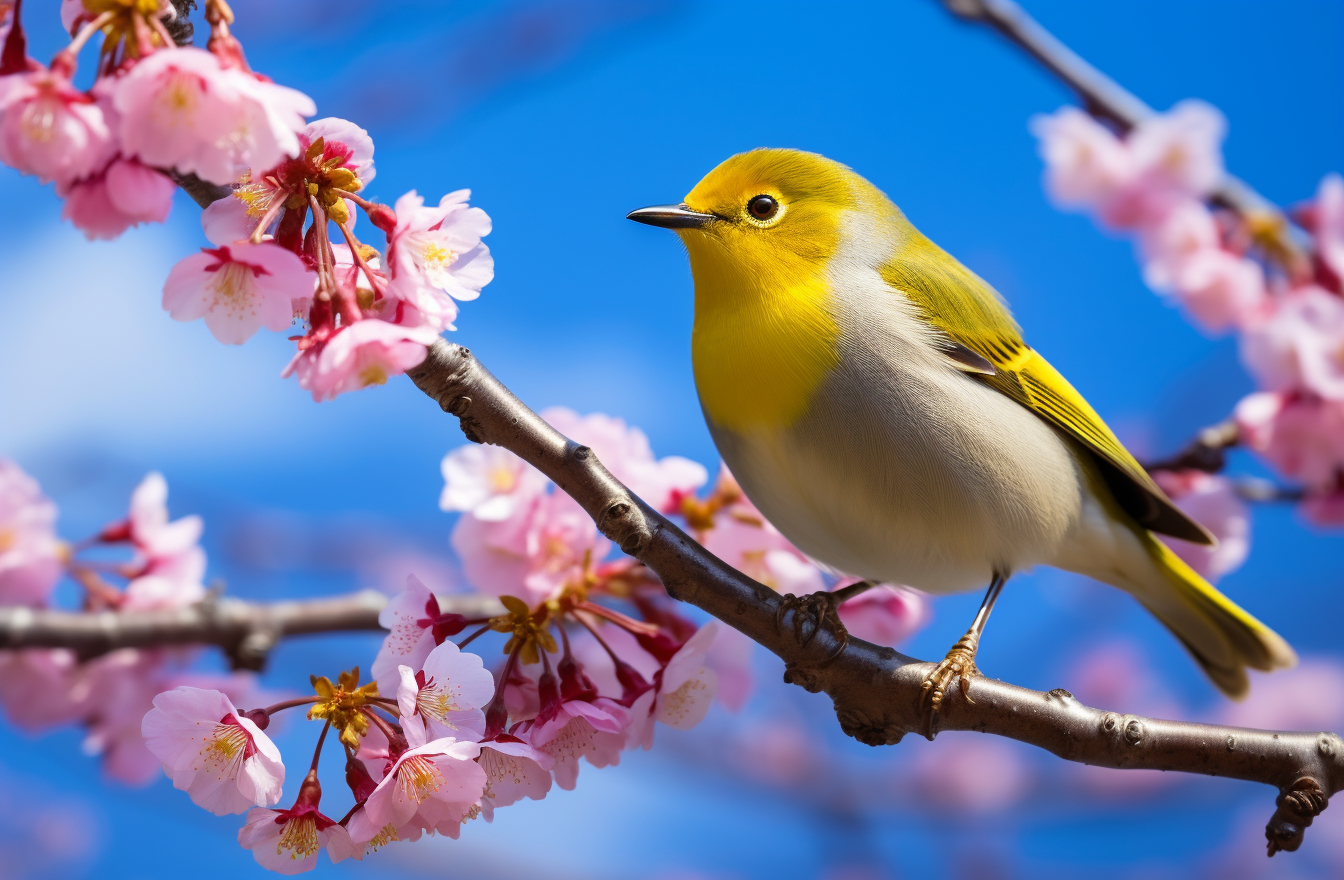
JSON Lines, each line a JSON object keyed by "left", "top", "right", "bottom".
{"left": 524, "top": 696, "right": 629, "bottom": 790}
{"left": 1152, "top": 471, "right": 1250, "bottom": 581}
{"left": 1241, "top": 286, "right": 1344, "bottom": 400}
{"left": 1126, "top": 100, "right": 1226, "bottom": 201}
{"left": 142, "top": 686, "right": 284, "bottom": 815}
{"left": 0, "top": 459, "right": 62, "bottom": 606}
{"left": 627, "top": 623, "right": 720, "bottom": 750}
{"left": 1236, "top": 392, "right": 1344, "bottom": 490}
{"left": 239, "top": 785, "right": 356, "bottom": 874}
{"left": 1029, "top": 106, "right": 1131, "bottom": 211}
{"left": 283, "top": 319, "right": 439, "bottom": 402}
{"left": 385, "top": 190, "right": 493, "bottom": 331}
{"left": 347, "top": 735, "right": 486, "bottom": 844}
{"left": 395, "top": 640, "right": 495, "bottom": 740}
{"left": 0, "top": 63, "right": 111, "bottom": 184}
{"left": 371, "top": 574, "right": 470, "bottom": 694}
{"left": 476, "top": 736, "right": 553, "bottom": 820}
{"left": 59, "top": 157, "right": 175, "bottom": 240}
{"left": 1139, "top": 200, "right": 1267, "bottom": 332}
{"left": 835, "top": 582, "right": 930, "bottom": 647}
{"left": 163, "top": 242, "right": 313, "bottom": 345}
{"left": 113, "top": 47, "right": 314, "bottom": 186}
{"left": 0, "top": 649, "right": 84, "bottom": 731}
{"left": 439, "top": 445, "right": 547, "bottom": 521}
{"left": 299, "top": 117, "right": 375, "bottom": 186}
{"left": 452, "top": 489, "right": 608, "bottom": 604}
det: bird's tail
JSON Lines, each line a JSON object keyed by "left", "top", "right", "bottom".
{"left": 1125, "top": 533, "right": 1297, "bottom": 699}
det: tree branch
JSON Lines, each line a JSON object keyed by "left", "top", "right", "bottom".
{"left": 407, "top": 340, "right": 1339, "bottom": 856}
{"left": 938, "top": 0, "right": 1310, "bottom": 272}
{"left": 0, "top": 590, "right": 503, "bottom": 672}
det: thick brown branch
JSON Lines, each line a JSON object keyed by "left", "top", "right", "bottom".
{"left": 938, "top": 0, "right": 1310, "bottom": 272}
{"left": 408, "top": 340, "right": 1340, "bottom": 856}
{"left": 0, "top": 591, "right": 503, "bottom": 672}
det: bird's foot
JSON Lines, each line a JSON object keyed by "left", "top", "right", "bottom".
{"left": 774, "top": 581, "right": 874, "bottom": 663}
{"left": 920, "top": 630, "right": 981, "bottom": 728}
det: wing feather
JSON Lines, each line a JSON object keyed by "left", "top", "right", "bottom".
{"left": 880, "top": 234, "right": 1215, "bottom": 546}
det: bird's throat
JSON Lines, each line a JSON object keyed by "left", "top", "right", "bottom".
{"left": 687, "top": 237, "right": 840, "bottom": 432}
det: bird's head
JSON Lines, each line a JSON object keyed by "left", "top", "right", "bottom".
{"left": 628, "top": 149, "right": 882, "bottom": 301}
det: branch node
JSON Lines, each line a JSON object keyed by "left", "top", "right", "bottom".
{"left": 836, "top": 706, "right": 906, "bottom": 747}
{"left": 231, "top": 627, "right": 280, "bottom": 672}
{"left": 447, "top": 395, "right": 472, "bottom": 417}
{"left": 1267, "top": 777, "right": 1329, "bottom": 856}
{"left": 782, "top": 662, "right": 824, "bottom": 693}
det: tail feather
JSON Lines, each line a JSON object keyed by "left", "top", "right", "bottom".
{"left": 1131, "top": 536, "right": 1296, "bottom": 699}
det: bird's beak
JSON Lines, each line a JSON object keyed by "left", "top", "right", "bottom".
{"left": 626, "top": 204, "right": 717, "bottom": 229}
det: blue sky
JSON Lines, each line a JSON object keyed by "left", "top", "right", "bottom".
{"left": 0, "top": 1, "right": 1341, "bottom": 878}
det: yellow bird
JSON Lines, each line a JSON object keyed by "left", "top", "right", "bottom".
{"left": 628, "top": 148, "right": 1295, "bottom": 714}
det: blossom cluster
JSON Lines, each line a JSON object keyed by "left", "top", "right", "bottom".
{"left": 1034, "top": 102, "right": 1344, "bottom": 528}
{"left": 0, "top": 458, "right": 256, "bottom": 783}
{"left": 0, "top": 0, "right": 491, "bottom": 402}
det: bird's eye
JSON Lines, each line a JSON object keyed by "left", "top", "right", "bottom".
{"left": 747, "top": 194, "right": 779, "bottom": 221}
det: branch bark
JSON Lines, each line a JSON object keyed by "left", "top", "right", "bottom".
{"left": 0, "top": 591, "right": 503, "bottom": 672}
{"left": 938, "top": 0, "right": 1310, "bottom": 272}
{"left": 407, "top": 340, "right": 1339, "bottom": 856}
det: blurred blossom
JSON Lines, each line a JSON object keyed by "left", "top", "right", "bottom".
{"left": 1152, "top": 471, "right": 1251, "bottom": 581}
{"left": 1236, "top": 392, "right": 1344, "bottom": 491}
{"left": 1126, "top": 100, "right": 1226, "bottom": 201}
{"left": 909, "top": 735, "right": 1031, "bottom": 814}
{"left": 1219, "top": 659, "right": 1344, "bottom": 731}
{"left": 1241, "top": 286, "right": 1344, "bottom": 400}
{"left": 836, "top": 582, "right": 929, "bottom": 647}
{"left": 1030, "top": 107, "right": 1131, "bottom": 211}
{"left": 0, "top": 459, "right": 62, "bottom": 606}
{"left": 706, "top": 624, "right": 755, "bottom": 712}
{"left": 440, "top": 444, "right": 547, "bottom": 521}
{"left": 729, "top": 719, "right": 817, "bottom": 787}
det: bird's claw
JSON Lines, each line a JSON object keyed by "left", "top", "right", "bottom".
{"left": 774, "top": 591, "right": 849, "bottom": 663}
{"left": 920, "top": 631, "right": 981, "bottom": 730}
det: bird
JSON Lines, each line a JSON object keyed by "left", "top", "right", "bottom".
{"left": 627, "top": 148, "right": 1296, "bottom": 721}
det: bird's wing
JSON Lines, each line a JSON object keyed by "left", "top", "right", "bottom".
{"left": 880, "top": 235, "right": 1216, "bottom": 546}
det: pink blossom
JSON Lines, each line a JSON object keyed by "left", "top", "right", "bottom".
{"left": 452, "top": 490, "right": 608, "bottom": 604}
{"left": 477, "top": 736, "right": 553, "bottom": 820}
{"left": 370, "top": 574, "right": 469, "bottom": 695}
{"left": 142, "top": 687, "right": 283, "bottom": 815}
{"left": 59, "top": 158, "right": 176, "bottom": 240}
{"left": 163, "top": 242, "right": 312, "bottom": 345}
{"left": 1241, "top": 286, "right": 1344, "bottom": 399}
{"left": 705, "top": 625, "right": 754, "bottom": 712}
{"left": 1030, "top": 107, "right": 1131, "bottom": 211}
{"left": 1301, "top": 489, "right": 1344, "bottom": 526}
{"left": 1236, "top": 391, "right": 1344, "bottom": 489}
{"left": 282, "top": 319, "right": 438, "bottom": 402}
{"left": 1315, "top": 173, "right": 1344, "bottom": 284}
{"left": 395, "top": 639, "right": 495, "bottom": 740}
{"left": 59, "top": 0, "right": 84, "bottom": 33}
{"left": 1138, "top": 200, "right": 1269, "bottom": 332}
{"left": 1152, "top": 471, "right": 1250, "bottom": 581}
{"left": 0, "top": 459, "right": 61, "bottom": 606}
{"left": 201, "top": 188, "right": 264, "bottom": 246}
{"left": 239, "top": 803, "right": 355, "bottom": 874}
{"left": 117, "top": 471, "right": 206, "bottom": 611}
{"left": 0, "top": 65, "right": 111, "bottom": 184}
{"left": 0, "top": 649, "right": 84, "bottom": 730}
{"left": 347, "top": 737, "right": 486, "bottom": 844}
{"left": 81, "top": 649, "right": 172, "bottom": 785}
{"left": 114, "top": 48, "right": 314, "bottom": 186}
{"left": 835, "top": 582, "right": 929, "bottom": 646}
{"left": 300, "top": 117, "right": 375, "bottom": 185}
{"left": 385, "top": 190, "right": 493, "bottom": 331}
{"left": 1127, "top": 100, "right": 1226, "bottom": 199}
{"left": 525, "top": 697, "right": 629, "bottom": 790}
{"left": 439, "top": 445, "right": 547, "bottom": 521}
{"left": 542, "top": 408, "right": 708, "bottom": 511}
{"left": 627, "top": 623, "right": 720, "bottom": 750}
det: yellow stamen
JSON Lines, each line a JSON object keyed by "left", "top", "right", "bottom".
{"left": 275, "top": 814, "right": 319, "bottom": 861}
{"left": 396, "top": 755, "right": 444, "bottom": 804}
